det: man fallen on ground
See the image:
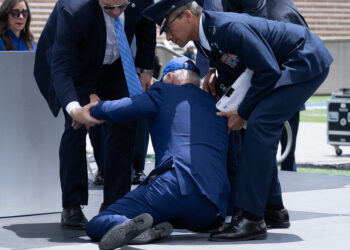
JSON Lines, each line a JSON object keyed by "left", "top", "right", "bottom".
{"left": 76, "top": 57, "right": 231, "bottom": 249}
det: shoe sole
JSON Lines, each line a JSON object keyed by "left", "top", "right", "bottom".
{"left": 99, "top": 213, "right": 153, "bottom": 250}
{"left": 209, "top": 232, "right": 268, "bottom": 242}
{"left": 266, "top": 221, "right": 290, "bottom": 229}
{"left": 128, "top": 222, "right": 173, "bottom": 245}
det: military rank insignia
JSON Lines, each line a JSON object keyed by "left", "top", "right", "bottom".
{"left": 221, "top": 53, "right": 239, "bottom": 68}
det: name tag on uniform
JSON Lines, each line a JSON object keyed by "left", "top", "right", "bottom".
{"left": 221, "top": 53, "right": 239, "bottom": 68}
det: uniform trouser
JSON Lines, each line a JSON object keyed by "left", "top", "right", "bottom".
{"left": 59, "top": 59, "right": 137, "bottom": 208}
{"left": 234, "top": 69, "right": 330, "bottom": 217}
{"left": 280, "top": 111, "right": 300, "bottom": 171}
{"left": 86, "top": 169, "right": 219, "bottom": 241}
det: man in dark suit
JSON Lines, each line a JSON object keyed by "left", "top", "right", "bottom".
{"left": 75, "top": 57, "right": 230, "bottom": 249}
{"left": 33, "top": 0, "right": 156, "bottom": 229}
{"left": 143, "top": 0, "right": 332, "bottom": 241}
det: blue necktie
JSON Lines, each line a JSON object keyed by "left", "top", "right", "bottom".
{"left": 196, "top": 0, "right": 212, "bottom": 77}
{"left": 115, "top": 18, "right": 143, "bottom": 96}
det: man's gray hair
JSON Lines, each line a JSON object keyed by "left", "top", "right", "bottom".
{"left": 163, "top": 68, "right": 201, "bottom": 86}
{"left": 171, "top": 1, "right": 202, "bottom": 17}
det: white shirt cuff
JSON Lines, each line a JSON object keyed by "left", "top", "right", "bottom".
{"left": 66, "top": 101, "right": 81, "bottom": 115}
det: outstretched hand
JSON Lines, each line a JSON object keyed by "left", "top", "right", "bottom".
{"left": 216, "top": 109, "right": 246, "bottom": 131}
{"left": 70, "top": 102, "right": 104, "bottom": 130}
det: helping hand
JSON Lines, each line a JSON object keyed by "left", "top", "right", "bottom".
{"left": 139, "top": 72, "right": 153, "bottom": 91}
{"left": 70, "top": 102, "right": 103, "bottom": 130}
{"left": 216, "top": 109, "right": 247, "bottom": 131}
{"left": 203, "top": 69, "right": 218, "bottom": 99}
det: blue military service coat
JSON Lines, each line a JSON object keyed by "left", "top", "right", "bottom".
{"left": 198, "top": 11, "right": 333, "bottom": 120}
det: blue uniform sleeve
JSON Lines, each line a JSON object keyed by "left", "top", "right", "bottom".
{"left": 91, "top": 82, "right": 164, "bottom": 122}
{"left": 223, "top": 22, "right": 281, "bottom": 120}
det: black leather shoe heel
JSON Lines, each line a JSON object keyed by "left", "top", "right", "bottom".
{"left": 61, "top": 205, "right": 88, "bottom": 230}
{"left": 265, "top": 208, "right": 290, "bottom": 229}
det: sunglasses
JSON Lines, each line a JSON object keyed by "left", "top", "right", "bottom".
{"left": 162, "top": 12, "right": 184, "bottom": 34}
{"left": 10, "top": 9, "right": 29, "bottom": 18}
{"left": 102, "top": 1, "right": 130, "bottom": 10}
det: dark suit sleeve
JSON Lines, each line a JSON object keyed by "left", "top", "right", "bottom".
{"left": 50, "top": 7, "right": 81, "bottom": 109}
{"left": 134, "top": 0, "right": 156, "bottom": 70}
{"left": 223, "top": 22, "right": 281, "bottom": 120}
{"left": 239, "top": 0, "right": 267, "bottom": 17}
{"left": 91, "top": 82, "right": 163, "bottom": 122}
{"left": 224, "top": 0, "right": 267, "bottom": 18}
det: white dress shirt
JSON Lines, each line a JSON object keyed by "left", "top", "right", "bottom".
{"left": 199, "top": 14, "right": 211, "bottom": 51}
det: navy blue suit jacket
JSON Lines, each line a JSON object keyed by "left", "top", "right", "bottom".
{"left": 199, "top": 11, "right": 333, "bottom": 120}
{"left": 34, "top": 0, "right": 155, "bottom": 117}
{"left": 266, "top": 0, "right": 307, "bottom": 27}
{"left": 221, "top": 0, "right": 307, "bottom": 26}
{"left": 91, "top": 82, "right": 231, "bottom": 217}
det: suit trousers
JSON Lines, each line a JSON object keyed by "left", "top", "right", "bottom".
{"left": 86, "top": 169, "right": 219, "bottom": 241}
{"left": 59, "top": 59, "right": 137, "bottom": 208}
{"left": 132, "top": 119, "right": 149, "bottom": 173}
{"left": 234, "top": 68, "right": 330, "bottom": 217}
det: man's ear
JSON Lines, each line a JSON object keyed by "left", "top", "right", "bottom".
{"left": 184, "top": 10, "right": 193, "bottom": 23}
{"left": 168, "top": 72, "right": 175, "bottom": 84}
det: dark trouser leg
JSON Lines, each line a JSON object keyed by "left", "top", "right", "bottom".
{"left": 97, "top": 59, "right": 137, "bottom": 205}
{"left": 60, "top": 110, "right": 88, "bottom": 208}
{"left": 133, "top": 119, "right": 149, "bottom": 173}
{"left": 226, "top": 132, "right": 239, "bottom": 216}
{"left": 89, "top": 124, "right": 105, "bottom": 176}
{"left": 103, "top": 120, "right": 137, "bottom": 204}
{"left": 234, "top": 69, "right": 329, "bottom": 217}
{"left": 280, "top": 111, "right": 300, "bottom": 171}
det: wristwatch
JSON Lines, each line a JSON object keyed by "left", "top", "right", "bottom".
{"left": 136, "top": 68, "right": 154, "bottom": 74}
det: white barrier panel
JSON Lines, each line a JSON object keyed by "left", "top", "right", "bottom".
{"left": 0, "top": 52, "right": 62, "bottom": 217}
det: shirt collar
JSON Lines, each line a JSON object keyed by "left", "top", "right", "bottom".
{"left": 199, "top": 14, "right": 211, "bottom": 51}
{"left": 199, "top": 13, "right": 211, "bottom": 51}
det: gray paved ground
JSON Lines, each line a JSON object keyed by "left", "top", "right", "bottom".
{"left": 1, "top": 122, "right": 350, "bottom": 250}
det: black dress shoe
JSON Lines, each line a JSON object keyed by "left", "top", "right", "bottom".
{"left": 264, "top": 208, "right": 290, "bottom": 228}
{"left": 61, "top": 205, "right": 88, "bottom": 230}
{"left": 93, "top": 171, "right": 104, "bottom": 185}
{"left": 132, "top": 171, "right": 146, "bottom": 185}
{"left": 209, "top": 215, "right": 267, "bottom": 241}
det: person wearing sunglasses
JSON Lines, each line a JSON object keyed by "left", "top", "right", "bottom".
{"left": 34, "top": 0, "right": 156, "bottom": 230}
{"left": 0, "top": 0, "right": 35, "bottom": 51}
